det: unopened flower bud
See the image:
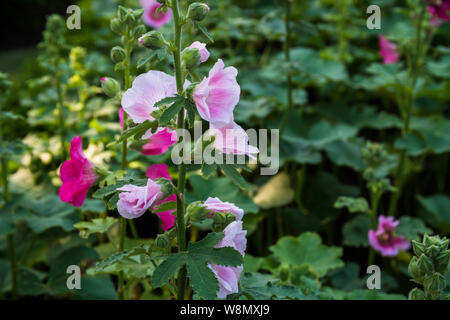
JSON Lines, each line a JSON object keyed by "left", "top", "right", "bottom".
{"left": 111, "top": 18, "right": 123, "bottom": 35}
{"left": 417, "top": 254, "right": 434, "bottom": 274}
{"left": 101, "top": 77, "right": 120, "bottom": 97}
{"left": 118, "top": 6, "right": 128, "bottom": 23}
{"left": 155, "top": 178, "right": 176, "bottom": 198}
{"left": 110, "top": 46, "right": 126, "bottom": 63}
{"left": 408, "top": 288, "right": 426, "bottom": 300}
{"left": 133, "top": 8, "right": 144, "bottom": 21}
{"left": 133, "top": 24, "right": 146, "bottom": 38}
{"left": 138, "top": 31, "right": 167, "bottom": 50}
{"left": 181, "top": 47, "right": 201, "bottom": 70}
{"left": 424, "top": 272, "right": 446, "bottom": 293}
{"left": 187, "top": 2, "right": 210, "bottom": 22}
{"left": 187, "top": 201, "right": 210, "bottom": 223}
{"left": 412, "top": 240, "right": 425, "bottom": 257}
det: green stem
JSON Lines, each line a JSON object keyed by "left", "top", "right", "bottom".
{"left": 388, "top": 5, "right": 426, "bottom": 217}
{"left": 2, "top": 157, "right": 16, "bottom": 299}
{"left": 117, "top": 38, "right": 133, "bottom": 301}
{"left": 172, "top": 0, "right": 187, "bottom": 301}
{"left": 368, "top": 190, "right": 380, "bottom": 266}
{"left": 55, "top": 66, "right": 67, "bottom": 160}
{"left": 279, "top": 0, "right": 293, "bottom": 137}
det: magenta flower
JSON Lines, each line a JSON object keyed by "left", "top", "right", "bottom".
{"left": 188, "top": 41, "right": 210, "bottom": 63}
{"left": 119, "top": 107, "right": 124, "bottom": 129}
{"left": 378, "top": 35, "right": 399, "bottom": 64}
{"left": 141, "top": 128, "right": 177, "bottom": 156}
{"left": 368, "top": 216, "right": 410, "bottom": 257}
{"left": 204, "top": 197, "right": 244, "bottom": 221}
{"left": 193, "top": 59, "right": 240, "bottom": 128}
{"left": 146, "top": 164, "right": 176, "bottom": 230}
{"left": 140, "top": 0, "right": 172, "bottom": 28}
{"left": 427, "top": 0, "right": 450, "bottom": 23}
{"left": 208, "top": 121, "right": 259, "bottom": 160}
{"left": 59, "top": 136, "right": 97, "bottom": 207}
{"left": 116, "top": 179, "right": 164, "bottom": 219}
{"left": 208, "top": 221, "right": 247, "bottom": 298}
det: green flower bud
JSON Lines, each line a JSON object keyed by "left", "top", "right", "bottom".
{"left": 408, "top": 288, "right": 426, "bottom": 300}
{"left": 133, "top": 24, "right": 146, "bottom": 39}
{"left": 424, "top": 273, "right": 446, "bottom": 293}
{"left": 181, "top": 47, "right": 201, "bottom": 70}
{"left": 187, "top": 201, "right": 210, "bottom": 223}
{"left": 155, "top": 234, "right": 170, "bottom": 249}
{"left": 111, "top": 18, "right": 123, "bottom": 35}
{"left": 435, "top": 250, "right": 450, "bottom": 274}
{"left": 155, "top": 178, "right": 176, "bottom": 198}
{"left": 408, "top": 256, "right": 425, "bottom": 283}
{"left": 118, "top": 6, "right": 128, "bottom": 23}
{"left": 412, "top": 240, "right": 425, "bottom": 257}
{"left": 138, "top": 31, "right": 167, "bottom": 50}
{"left": 110, "top": 46, "right": 126, "bottom": 63}
{"left": 187, "top": 2, "right": 210, "bottom": 22}
{"left": 427, "top": 244, "right": 440, "bottom": 258}
{"left": 417, "top": 254, "right": 434, "bottom": 274}
{"left": 133, "top": 8, "right": 144, "bottom": 21}
{"left": 278, "top": 266, "right": 290, "bottom": 282}
{"left": 101, "top": 77, "right": 120, "bottom": 98}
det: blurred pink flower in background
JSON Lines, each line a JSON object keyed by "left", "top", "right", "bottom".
{"left": 59, "top": 136, "right": 97, "bottom": 207}
{"left": 140, "top": 0, "right": 172, "bottom": 28}
{"left": 116, "top": 179, "right": 164, "bottom": 219}
{"left": 379, "top": 35, "right": 399, "bottom": 64}
{"left": 427, "top": 0, "right": 450, "bottom": 23}
{"left": 208, "top": 221, "right": 247, "bottom": 298}
{"left": 146, "top": 164, "right": 176, "bottom": 230}
{"left": 368, "top": 215, "right": 410, "bottom": 257}
{"left": 188, "top": 41, "right": 210, "bottom": 63}
{"left": 193, "top": 59, "right": 240, "bottom": 128}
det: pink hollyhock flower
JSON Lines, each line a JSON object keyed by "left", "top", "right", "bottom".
{"left": 208, "top": 121, "right": 259, "bottom": 160}
{"left": 116, "top": 179, "right": 164, "bottom": 219}
{"left": 208, "top": 221, "right": 247, "bottom": 298}
{"left": 188, "top": 41, "right": 210, "bottom": 63}
{"left": 146, "top": 164, "right": 176, "bottom": 230}
{"left": 378, "top": 35, "right": 399, "bottom": 64}
{"left": 140, "top": 0, "right": 172, "bottom": 28}
{"left": 59, "top": 136, "right": 97, "bottom": 207}
{"left": 368, "top": 215, "right": 410, "bottom": 257}
{"left": 204, "top": 197, "right": 244, "bottom": 221}
{"left": 119, "top": 107, "right": 124, "bottom": 129}
{"left": 193, "top": 59, "right": 240, "bottom": 128}
{"left": 427, "top": 0, "right": 450, "bottom": 23}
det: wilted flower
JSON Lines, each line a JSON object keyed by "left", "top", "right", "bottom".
{"left": 208, "top": 221, "right": 247, "bottom": 298}
{"left": 140, "top": 0, "right": 172, "bottom": 28}
{"left": 59, "top": 136, "right": 98, "bottom": 207}
{"left": 116, "top": 179, "right": 164, "bottom": 219}
{"left": 193, "top": 59, "right": 240, "bottom": 128}
{"left": 204, "top": 197, "right": 244, "bottom": 220}
{"left": 207, "top": 121, "right": 259, "bottom": 160}
{"left": 146, "top": 164, "right": 176, "bottom": 230}
{"left": 379, "top": 35, "right": 399, "bottom": 64}
{"left": 368, "top": 215, "right": 410, "bottom": 257}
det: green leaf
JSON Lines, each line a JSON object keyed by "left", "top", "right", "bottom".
{"left": 17, "top": 267, "right": 47, "bottom": 296}
{"left": 219, "top": 164, "right": 251, "bottom": 190}
{"left": 269, "top": 232, "right": 343, "bottom": 277}
{"left": 159, "top": 98, "right": 185, "bottom": 125}
{"left": 194, "top": 21, "right": 214, "bottom": 43}
{"left": 342, "top": 214, "right": 371, "bottom": 247}
{"left": 152, "top": 232, "right": 243, "bottom": 299}
{"left": 185, "top": 100, "right": 197, "bottom": 128}
{"left": 417, "top": 195, "right": 450, "bottom": 234}
{"left": 201, "top": 163, "right": 217, "bottom": 178}
{"left": 334, "top": 197, "right": 369, "bottom": 213}
{"left": 74, "top": 217, "right": 118, "bottom": 239}
{"left": 137, "top": 51, "right": 156, "bottom": 69}
{"left": 396, "top": 216, "right": 432, "bottom": 241}
{"left": 109, "top": 120, "right": 158, "bottom": 146}
{"left": 152, "top": 201, "right": 177, "bottom": 213}
{"left": 154, "top": 96, "right": 181, "bottom": 109}
{"left": 91, "top": 244, "right": 151, "bottom": 275}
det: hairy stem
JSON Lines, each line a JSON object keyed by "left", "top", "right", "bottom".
{"left": 172, "top": 0, "right": 187, "bottom": 300}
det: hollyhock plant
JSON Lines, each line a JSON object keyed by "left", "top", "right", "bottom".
{"left": 368, "top": 216, "right": 411, "bottom": 257}
{"left": 379, "top": 35, "right": 399, "bottom": 64}
{"left": 188, "top": 41, "right": 210, "bottom": 63}
{"left": 208, "top": 221, "right": 247, "bottom": 298}
{"left": 59, "top": 136, "right": 98, "bottom": 207}
{"left": 193, "top": 59, "right": 240, "bottom": 128}
{"left": 204, "top": 197, "right": 244, "bottom": 220}
{"left": 119, "top": 108, "right": 177, "bottom": 156}
{"left": 140, "top": 0, "right": 172, "bottom": 28}
{"left": 208, "top": 121, "right": 259, "bottom": 160}
{"left": 116, "top": 179, "right": 164, "bottom": 219}
{"left": 146, "top": 164, "right": 176, "bottom": 230}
